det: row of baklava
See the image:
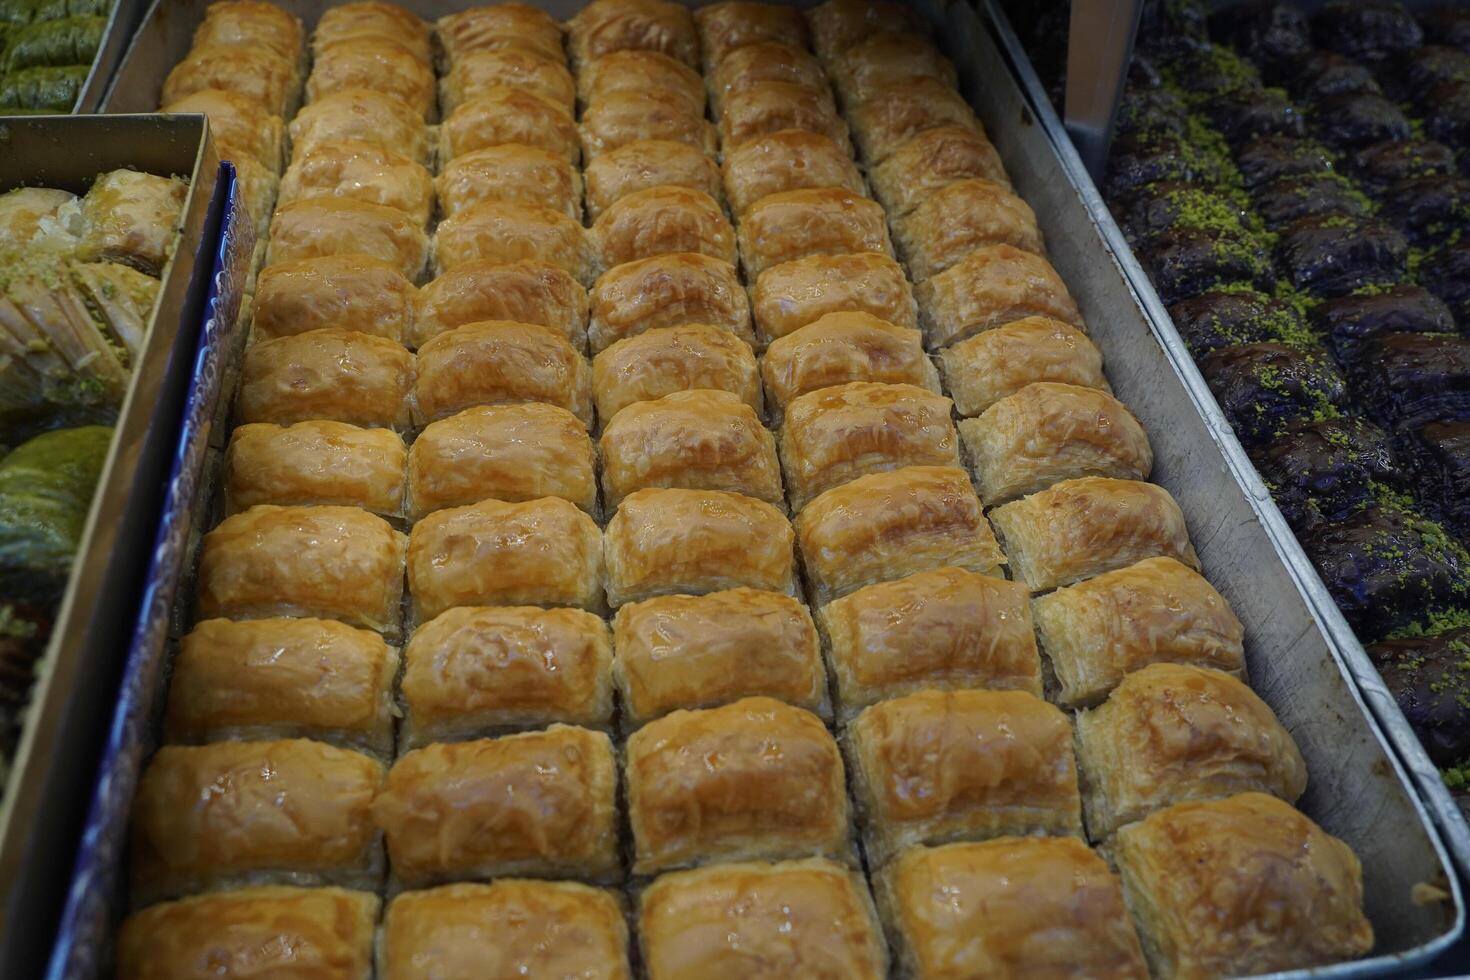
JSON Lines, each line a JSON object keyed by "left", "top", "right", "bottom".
{"left": 116, "top": 2, "right": 1373, "bottom": 979}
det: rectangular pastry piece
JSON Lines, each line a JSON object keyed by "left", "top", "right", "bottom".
{"left": 718, "top": 81, "right": 851, "bottom": 154}
{"left": 603, "top": 487, "right": 796, "bottom": 607}
{"left": 441, "top": 45, "right": 575, "bottom": 115}
{"left": 266, "top": 197, "right": 428, "bottom": 279}
{"left": 580, "top": 88, "right": 718, "bottom": 158}
{"left": 818, "top": 566, "right": 1040, "bottom": 719}
{"left": 599, "top": 389, "right": 783, "bottom": 510}
{"left": 585, "top": 140, "right": 722, "bottom": 221}
{"left": 116, "top": 886, "right": 378, "bottom": 980}
{"left": 707, "top": 41, "right": 827, "bottom": 113}
{"left": 130, "top": 740, "right": 385, "bottom": 906}
{"left": 373, "top": 725, "right": 620, "bottom": 886}
{"left": 625, "top": 697, "right": 850, "bottom": 874}
{"left": 306, "top": 37, "right": 437, "bottom": 121}
{"left": 779, "top": 381, "right": 958, "bottom": 512}
{"left": 75, "top": 170, "right": 188, "bottom": 277}
{"left": 400, "top": 606, "right": 613, "bottom": 748}
{"left": 1033, "top": 556, "right": 1247, "bottom": 708}
{"left": 588, "top": 252, "right": 754, "bottom": 353}
{"left": 436, "top": 144, "right": 582, "bottom": 219}
{"left": 694, "top": 1, "right": 809, "bottom": 70}
{"left": 914, "top": 244, "right": 1084, "bottom": 350}
{"left": 639, "top": 859, "right": 887, "bottom": 979}
{"left": 414, "top": 260, "right": 587, "bottom": 351}
{"left": 252, "top": 255, "right": 415, "bottom": 345}
{"left": 961, "top": 382, "right": 1153, "bottom": 507}
{"left": 847, "top": 77, "right": 984, "bottom": 164}
{"left": 592, "top": 187, "right": 737, "bottom": 273}
{"left": 408, "top": 496, "right": 604, "bottom": 621}
{"left": 1109, "top": 794, "right": 1373, "bottom": 978}
{"left": 567, "top": 0, "right": 699, "bottom": 69}
{"left": 196, "top": 505, "right": 407, "bottom": 636}
{"left": 277, "top": 139, "right": 433, "bottom": 227}
{"left": 832, "top": 31, "right": 956, "bottom": 104}
{"left": 893, "top": 178, "right": 1045, "bottom": 280}
{"left": 289, "top": 87, "right": 432, "bottom": 166}
{"left": 593, "top": 323, "right": 761, "bottom": 421}
{"left": 236, "top": 329, "right": 415, "bottom": 430}
{"left": 440, "top": 88, "right": 581, "bottom": 164}
{"left": 162, "top": 88, "right": 285, "bottom": 173}
{"left": 806, "top": 0, "right": 920, "bottom": 67}
{"left": 940, "top": 316, "right": 1106, "bottom": 417}
{"left": 613, "top": 587, "right": 825, "bottom": 728}
{"left": 380, "top": 881, "right": 630, "bottom": 980}
{"left": 752, "top": 252, "right": 918, "bottom": 343}
{"left": 989, "top": 478, "right": 1200, "bottom": 594}
{"left": 1076, "top": 664, "right": 1307, "bottom": 840}
{"left": 435, "top": 5, "right": 566, "bottom": 66}
{"left": 796, "top": 466, "right": 1005, "bottom": 605}
{"left": 578, "top": 49, "right": 705, "bottom": 113}
{"left": 413, "top": 321, "right": 593, "bottom": 428}
{"left": 433, "top": 200, "right": 593, "bottom": 283}
{"left": 760, "top": 312, "right": 938, "bottom": 419}
{"left": 407, "top": 403, "right": 597, "bottom": 519}
{"left": 192, "top": 0, "right": 306, "bottom": 70}
{"left": 161, "top": 44, "right": 299, "bottom": 117}
{"left": 223, "top": 421, "right": 407, "bottom": 517}
{"left": 878, "top": 837, "right": 1147, "bottom": 980}
{"left": 722, "top": 130, "right": 864, "bottom": 217}
{"left": 870, "top": 125, "right": 1011, "bottom": 217}
{"left": 314, "top": 2, "right": 431, "bottom": 63}
{"left": 847, "top": 689, "right": 1082, "bottom": 866}
{"left": 164, "top": 617, "right": 398, "bottom": 756}
{"left": 737, "top": 188, "right": 891, "bottom": 279}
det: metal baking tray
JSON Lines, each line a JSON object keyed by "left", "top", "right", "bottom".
{"left": 74, "top": 0, "right": 146, "bottom": 112}
{"left": 53, "top": 0, "right": 1464, "bottom": 976}
{"left": 982, "top": 0, "right": 1470, "bottom": 894}
{"left": 0, "top": 114, "right": 240, "bottom": 976}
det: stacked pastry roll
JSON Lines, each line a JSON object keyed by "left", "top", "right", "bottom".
{"left": 158, "top": 0, "right": 306, "bottom": 236}
{"left": 118, "top": 2, "right": 1373, "bottom": 978}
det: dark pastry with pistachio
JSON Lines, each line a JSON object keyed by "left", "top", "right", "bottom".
{"left": 1254, "top": 417, "right": 1400, "bottom": 529}
{"left": 1311, "top": 91, "right": 1413, "bottom": 148}
{"left": 1275, "top": 215, "right": 1407, "bottom": 297}
{"left": 1367, "top": 628, "right": 1470, "bottom": 765}
{"left": 1409, "top": 422, "right": 1470, "bottom": 537}
{"left": 1349, "top": 333, "right": 1470, "bottom": 432}
{"left": 1168, "top": 290, "right": 1304, "bottom": 356}
{"left": 1235, "top": 135, "right": 1335, "bottom": 188}
{"left": 1200, "top": 342, "right": 1349, "bottom": 445}
{"left": 1350, "top": 139, "right": 1457, "bottom": 194}
{"left": 1137, "top": 227, "right": 1273, "bottom": 305}
{"left": 1312, "top": 285, "right": 1457, "bottom": 363}
{"left": 1313, "top": 1, "right": 1424, "bottom": 63}
{"left": 1252, "top": 173, "right": 1370, "bottom": 230}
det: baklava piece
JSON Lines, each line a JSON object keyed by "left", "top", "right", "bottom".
{"left": 626, "top": 697, "right": 850, "bottom": 874}
{"left": 599, "top": 389, "right": 782, "bottom": 509}
{"left": 847, "top": 689, "right": 1082, "bottom": 865}
{"left": 379, "top": 881, "right": 629, "bottom": 980}
{"left": 224, "top": 420, "right": 407, "bottom": 517}
{"left": 613, "top": 587, "right": 825, "bottom": 728}
{"left": 164, "top": 617, "right": 398, "bottom": 755}
{"left": 795, "top": 466, "right": 1005, "bottom": 604}
{"left": 399, "top": 606, "right": 613, "bottom": 747}
{"left": 195, "top": 505, "right": 406, "bottom": 635}
{"left": 373, "top": 725, "right": 619, "bottom": 886}
{"left": 1032, "top": 556, "right": 1246, "bottom": 708}
{"left": 1110, "top": 794, "right": 1372, "bottom": 978}
{"left": 407, "top": 496, "right": 603, "bottom": 621}
{"left": 406, "top": 403, "right": 597, "bottom": 518}
{"left": 1076, "top": 663, "right": 1306, "bottom": 839}
{"left": 603, "top": 488, "right": 796, "bottom": 607}
{"left": 130, "top": 740, "right": 385, "bottom": 905}
{"left": 817, "top": 566, "right": 1040, "bottom": 719}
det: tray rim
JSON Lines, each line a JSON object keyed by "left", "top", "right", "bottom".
{"left": 0, "top": 112, "right": 232, "bottom": 975}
